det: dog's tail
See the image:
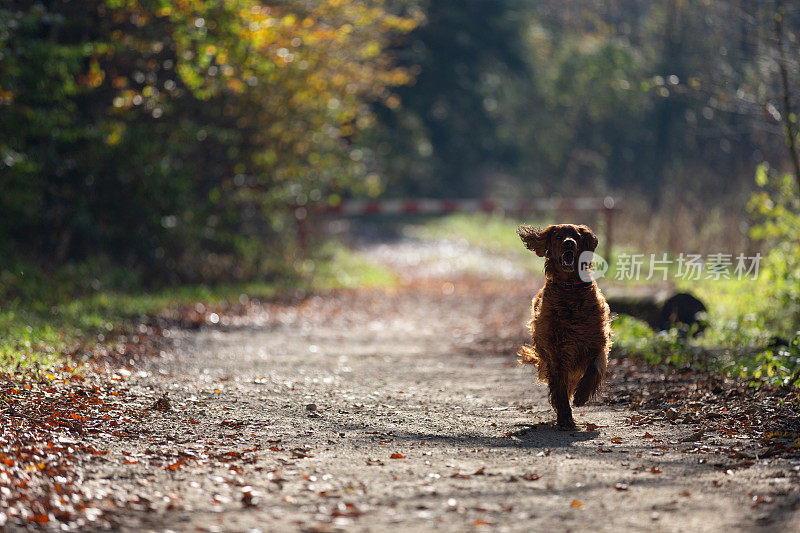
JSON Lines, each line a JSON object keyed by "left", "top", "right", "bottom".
{"left": 572, "top": 360, "right": 602, "bottom": 407}
{"left": 518, "top": 344, "right": 551, "bottom": 383}
{"left": 517, "top": 344, "right": 539, "bottom": 366}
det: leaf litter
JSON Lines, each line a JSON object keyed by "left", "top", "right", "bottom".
{"left": 2, "top": 276, "right": 800, "bottom": 529}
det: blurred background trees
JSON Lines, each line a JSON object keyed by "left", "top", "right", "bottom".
{"left": 1, "top": 0, "right": 799, "bottom": 285}
{"left": 375, "top": 0, "right": 799, "bottom": 249}
{"left": 0, "top": 0, "right": 418, "bottom": 284}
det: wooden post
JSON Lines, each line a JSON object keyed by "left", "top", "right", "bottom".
{"left": 603, "top": 206, "right": 614, "bottom": 262}
{"left": 295, "top": 206, "right": 309, "bottom": 258}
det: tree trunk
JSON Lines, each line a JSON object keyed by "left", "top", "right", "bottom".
{"left": 774, "top": 0, "right": 800, "bottom": 193}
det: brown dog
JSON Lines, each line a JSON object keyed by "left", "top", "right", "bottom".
{"left": 517, "top": 224, "right": 612, "bottom": 429}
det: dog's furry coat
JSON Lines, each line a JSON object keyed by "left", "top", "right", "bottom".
{"left": 517, "top": 224, "right": 612, "bottom": 429}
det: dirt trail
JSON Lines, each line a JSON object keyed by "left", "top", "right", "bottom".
{"left": 65, "top": 269, "right": 799, "bottom": 533}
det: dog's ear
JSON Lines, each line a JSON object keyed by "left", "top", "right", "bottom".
{"left": 578, "top": 225, "right": 598, "bottom": 252}
{"left": 517, "top": 225, "right": 553, "bottom": 257}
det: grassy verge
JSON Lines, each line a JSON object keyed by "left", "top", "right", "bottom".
{"left": 416, "top": 213, "right": 800, "bottom": 388}
{"left": 413, "top": 212, "right": 653, "bottom": 282}
{"left": 0, "top": 283, "right": 283, "bottom": 370}
{"left": 311, "top": 240, "right": 400, "bottom": 289}
{"left": 411, "top": 212, "right": 549, "bottom": 276}
{"left": 6, "top": 211, "right": 798, "bottom": 388}
{"left": 611, "top": 262, "right": 800, "bottom": 385}
{"left": 413, "top": 212, "right": 542, "bottom": 254}
{"left": 0, "top": 241, "right": 398, "bottom": 372}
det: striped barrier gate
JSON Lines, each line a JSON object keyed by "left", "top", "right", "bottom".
{"left": 291, "top": 196, "right": 618, "bottom": 259}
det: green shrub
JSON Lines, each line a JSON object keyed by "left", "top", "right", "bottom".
{"left": 612, "top": 314, "right": 701, "bottom": 367}
{"left": 725, "top": 165, "right": 800, "bottom": 386}
{"left": 748, "top": 165, "right": 800, "bottom": 334}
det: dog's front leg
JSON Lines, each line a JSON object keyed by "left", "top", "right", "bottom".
{"left": 549, "top": 375, "right": 576, "bottom": 430}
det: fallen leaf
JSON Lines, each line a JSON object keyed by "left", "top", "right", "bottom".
{"left": 28, "top": 514, "right": 50, "bottom": 524}
{"left": 165, "top": 460, "right": 184, "bottom": 471}
{"left": 571, "top": 500, "right": 583, "bottom": 508}
{"left": 150, "top": 393, "right": 171, "bottom": 411}
{"left": 390, "top": 453, "right": 405, "bottom": 459}
{"left": 332, "top": 502, "right": 364, "bottom": 517}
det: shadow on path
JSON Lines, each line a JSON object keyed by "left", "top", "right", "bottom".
{"left": 342, "top": 422, "right": 599, "bottom": 450}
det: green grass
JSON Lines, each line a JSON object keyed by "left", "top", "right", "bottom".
{"left": 5, "top": 211, "right": 798, "bottom": 388}
{"left": 610, "top": 270, "right": 800, "bottom": 387}
{"left": 414, "top": 213, "right": 800, "bottom": 387}
{"left": 0, "top": 283, "right": 282, "bottom": 371}
{"left": 310, "top": 241, "right": 400, "bottom": 289}
{"left": 413, "top": 213, "right": 540, "bottom": 254}
{"left": 411, "top": 213, "right": 550, "bottom": 275}
{"left": 0, "top": 241, "right": 398, "bottom": 372}
{"left": 412, "top": 212, "right": 660, "bottom": 281}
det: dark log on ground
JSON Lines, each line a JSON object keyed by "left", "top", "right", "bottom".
{"left": 604, "top": 288, "right": 707, "bottom": 333}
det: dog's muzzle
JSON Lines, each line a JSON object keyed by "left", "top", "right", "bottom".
{"left": 560, "top": 238, "right": 577, "bottom": 270}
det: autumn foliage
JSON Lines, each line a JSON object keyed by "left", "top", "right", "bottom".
{"left": 0, "top": 0, "right": 417, "bottom": 281}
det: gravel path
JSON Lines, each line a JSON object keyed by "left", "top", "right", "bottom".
{"left": 72, "top": 278, "right": 800, "bottom": 532}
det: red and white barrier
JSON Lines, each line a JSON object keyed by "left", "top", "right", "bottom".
{"left": 291, "top": 197, "right": 618, "bottom": 259}
{"left": 294, "top": 197, "right": 616, "bottom": 217}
